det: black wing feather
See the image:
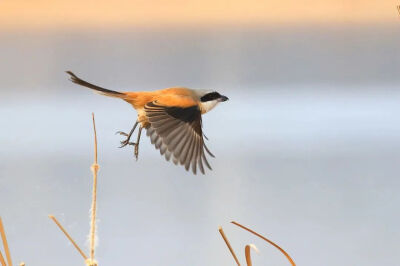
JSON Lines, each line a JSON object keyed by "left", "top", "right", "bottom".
{"left": 145, "top": 102, "right": 213, "bottom": 174}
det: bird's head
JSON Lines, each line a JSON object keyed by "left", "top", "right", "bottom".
{"left": 196, "top": 90, "right": 229, "bottom": 113}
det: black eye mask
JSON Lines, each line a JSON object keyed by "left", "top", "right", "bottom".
{"left": 200, "top": 92, "right": 221, "bottom": 102}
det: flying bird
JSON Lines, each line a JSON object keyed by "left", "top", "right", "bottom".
{"left": 66, "top": 71, "right": 228, "bottom": 174}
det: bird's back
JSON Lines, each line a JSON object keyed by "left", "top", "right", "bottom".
{"left": 124, "top": 87, "right": 198, "bottom": 110}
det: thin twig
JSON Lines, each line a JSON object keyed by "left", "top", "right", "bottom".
{"left": 0, "top": 250, "right": 6, "bottom": 266}
{"left": 0, "top": 218, "right": 12, "bottom": 266}
{"left": 89, "top": 113, "right": 99, "bottom": 263}
{"left": 218, "top": 226, "right": 241, "bottom": 266}
{"left": 231, "top": 221, "right": 296, "bottom": 266}
{"left": 48, "top": 215, "right": 88, "bottom": 260}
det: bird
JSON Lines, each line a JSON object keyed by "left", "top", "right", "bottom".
{"left": 66, "top": 71, "right": 228, "bottom": 174}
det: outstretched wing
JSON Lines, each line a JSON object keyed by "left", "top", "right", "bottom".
{"left": 145, "top": 101, "right": 214, "bottom": 174}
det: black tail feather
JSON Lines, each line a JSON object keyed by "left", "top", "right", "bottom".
{"left": 66, "top": 71, "right": 124, "bottom": 97}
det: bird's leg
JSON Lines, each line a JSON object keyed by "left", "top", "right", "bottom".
{"left": 133, "top": 126, "right": 143, "bottom": 160}
{"left": 116, "top": 121, "right": 139, "bottom": 148}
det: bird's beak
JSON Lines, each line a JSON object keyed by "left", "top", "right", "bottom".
{"left": 218, "top": 95, "right": 229, "bottom": 102}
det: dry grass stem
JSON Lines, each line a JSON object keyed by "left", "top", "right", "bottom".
{"left": 85, "top": 258, "right": 98, "bottom": 266}
{"left": 48, "top": 215, "right": 88, "bottom": 260}
{"left": 231, "top": 221, "right": 296, "bottom": 266}
{"left": 0, "top": 251, "right": 6, "bottom": 266}
{"left": 245, "top": 245, "right": 252, "bottom": 266}
{"left": 218, "top": 226, "right": 241, "bottom": 266}
{"left": 49, "top": 114, "right": 100, "bottom": 266}
{"left": 244, "top": 244, "right": 259, "bottom": 266}
{"left": 89, "top": 113, "right": 99, "bottom": 262}
{"left": 397, "top": 5, "right": 400, "bottom": 16}
{"left": 0, "top": 218, "right": 12, "bottom": 266}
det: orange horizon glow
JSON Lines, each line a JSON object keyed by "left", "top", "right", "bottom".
{"left": 1, "top": 0, "right": 399, "bottom": 29}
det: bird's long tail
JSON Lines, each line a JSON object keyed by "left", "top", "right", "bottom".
{"left": 66, "top": 71, "right": 126, "bottom": 98}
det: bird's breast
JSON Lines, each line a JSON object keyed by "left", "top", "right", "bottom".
{"left": 136, "top": 108, "right": 150, "bottom": 127}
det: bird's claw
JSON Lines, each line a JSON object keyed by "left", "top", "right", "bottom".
{"left": 115, "top": 131, "right": 128, "bottom": 136}
{"left": 119, "top": 140, "right": 136, "bottom": 148}
{"left": 116, "top": 126, "right": 140, "bottom": 160}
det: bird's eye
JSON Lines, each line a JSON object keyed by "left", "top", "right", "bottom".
{"left": 201, "top": 92, "right": 221, "bottom": 102}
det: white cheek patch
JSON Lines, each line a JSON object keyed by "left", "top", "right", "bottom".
{"left": 200, "top": 100, "right": 219, "bottom": 113}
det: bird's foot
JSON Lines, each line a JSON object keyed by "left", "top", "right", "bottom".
{"left": 116, "top": 130, "right": 139, "bottom": 160}
{"left": 116, "top": 131, "right": 128, "bottom": 137}
{"left": 119, "top": 139, "right": 136, "bottom": 148}
{"left": 116, "top": 131, "right": 135, "bottom": 148}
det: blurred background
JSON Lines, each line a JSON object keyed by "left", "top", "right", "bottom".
{"left": 1, "top": 0, "right": 400, "bottom": 265}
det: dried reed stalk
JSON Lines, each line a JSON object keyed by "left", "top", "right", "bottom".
{"left": 231, "top": 221, "right": 296, "bottom": 266}
{"left": 49, "top": 113, "right": 100, "bottom": 266}
{"left": 89, "top": 113, "right": 99, "bottom": 265}
{"left": 218, "top": 226, "right": 241, "bottom": 266}
{"left": 0, "top": 218, "right": 12, "bottom": 266}
{"left": 48, "top": 215, "right": 88, "bottom": 260}
{"left": 245, "top": 245, "right": 252, "bottom": 266}
{"left": 244, "top": 244, "right": 259, "bottom": 266}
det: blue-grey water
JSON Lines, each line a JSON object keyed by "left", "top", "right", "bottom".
{"left": 1, "top": 23, "right": 400, "bottom": 265}
{"left": 1, "top": 87, "right": 400, "bottom": 265}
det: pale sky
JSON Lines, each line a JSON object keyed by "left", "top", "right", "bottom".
{"left": 1, "top": 0, "right": 399, "bottom": 29}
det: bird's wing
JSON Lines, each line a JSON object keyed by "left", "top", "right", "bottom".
{"left": 144, "top": 101, "right": 214, "bottom": 174}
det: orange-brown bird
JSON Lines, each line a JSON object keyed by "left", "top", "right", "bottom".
{"left": 66, "top": 71, "right": 228, "bottom": 174}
